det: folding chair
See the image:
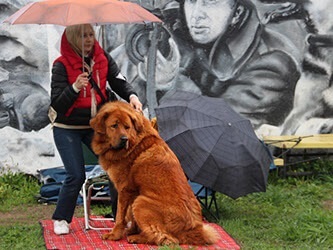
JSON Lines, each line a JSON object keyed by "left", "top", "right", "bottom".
{"left": 81, "top": 166, "right": 114, "bottom": 230}
{"left": 189, "top": 181, "right": 220, "bottom": 221}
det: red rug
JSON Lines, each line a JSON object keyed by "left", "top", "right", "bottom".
{"left": 40, "top": 217, "right": 240, "bottom": 250}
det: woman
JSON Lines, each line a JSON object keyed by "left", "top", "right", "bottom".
{"left": 50, "top": 24, "right": 142, "bottom": 235}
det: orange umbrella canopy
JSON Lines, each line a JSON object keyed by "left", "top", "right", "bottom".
{"left": 3, "top": 0, "right": 162, "bottom": 26}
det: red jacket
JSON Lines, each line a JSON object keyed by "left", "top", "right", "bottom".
{"left": 50, "top": 31, "right": 137, "bottom": 126}
{"left": 54, "top": 32, "right": 108, "bottom": 116}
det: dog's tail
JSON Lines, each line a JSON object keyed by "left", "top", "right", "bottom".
{"left": 201, "top": 224, "right": 219, "bottom": 244}
{"left": 178, "top": 223, "right": 219, "bottom": 245}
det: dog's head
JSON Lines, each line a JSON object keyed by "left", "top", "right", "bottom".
{"left": 90, "top": 101, "right": 150, "bottom": 155}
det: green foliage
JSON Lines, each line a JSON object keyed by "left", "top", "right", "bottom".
{"left": 0, "top": 168, "right": 41, "bottom": 212}
{"left": 217, "top": 165, "right": 333, "bottom": 250}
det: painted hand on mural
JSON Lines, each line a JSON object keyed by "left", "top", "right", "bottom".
{"left": 137, "top": 38, "right": 180, "bottom": 92}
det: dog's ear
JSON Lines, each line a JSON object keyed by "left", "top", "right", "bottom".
{"left": 90, "top": 111, "right": 110, "bottom": 134}
{"left": 130, "top": 111, "right": 144, "bottom": 133}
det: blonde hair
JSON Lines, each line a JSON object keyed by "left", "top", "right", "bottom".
{"left": 65, "top": 24, "right": 95, "bottom": 55}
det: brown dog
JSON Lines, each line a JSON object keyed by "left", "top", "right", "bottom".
{"left": 90, "top": 101, "right": 218, "bottom": 245}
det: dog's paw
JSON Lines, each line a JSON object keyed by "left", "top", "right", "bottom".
{"left": 102, "top": 231, "right": 123, "bottom": 241}
{"left": 160, "top": 237, "right": 179, "bottom": 246}
{"left": 127, "top": 234, "right": 146, "bottom": 244}
{"left": 323, "top": 87, "right": 333, "bottom": 108}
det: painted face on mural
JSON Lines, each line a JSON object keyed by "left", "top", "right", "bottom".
{"left": 184, "top": 0, "right": 236, "bottom": 44}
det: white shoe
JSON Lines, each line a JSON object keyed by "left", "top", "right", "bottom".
{"left": 54, "top": 220, "right": 69, "bottom": 235}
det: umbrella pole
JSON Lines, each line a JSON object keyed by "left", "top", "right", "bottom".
{"left": 101, "top": 25, "right": 106, "bottom": 50}
{"left": 81, "top": 25, "right": 84, "bottom": 72}
{"left": 146, "top": 23, "right": 160, "bottom": 119}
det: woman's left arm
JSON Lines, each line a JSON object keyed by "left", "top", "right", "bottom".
{"left": 106, "top": 52, "right": 142, "bottom": 111}
{"left": 105, "top": 53, "right": 137, "bottom": 101}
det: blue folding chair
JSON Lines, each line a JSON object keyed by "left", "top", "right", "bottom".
{"left": 188, "top": 181, "right": 220, "bottom": 221}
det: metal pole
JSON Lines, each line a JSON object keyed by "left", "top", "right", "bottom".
{"left": 146, "top": 22, "right": 160, "bottom": 119}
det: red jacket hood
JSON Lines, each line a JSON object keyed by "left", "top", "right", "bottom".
{"left": 60, "top": 30, "right": 105, "bottom": 70}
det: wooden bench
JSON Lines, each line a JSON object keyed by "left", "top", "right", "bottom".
{"left": 273, "top": 157, "right": 284, "bottom": 167}
{"left": 264, "top": 134, "right": 333, "bottom": 177}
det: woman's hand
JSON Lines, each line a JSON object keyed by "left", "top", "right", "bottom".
{"left": 73, "top": 72, "right": 89, "bottom": 91}
{"left": 129, "top": 95, "right": 143, "bottom": 113}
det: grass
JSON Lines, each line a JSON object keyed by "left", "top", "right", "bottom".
{"left": 0, "top": 169, "right": 47, "bottom": 249}
{"left": 0, "top": 161, "right": 332, "bottom": 250}
{"left": 219, "top": 179, "right": 333, "bottom": 249}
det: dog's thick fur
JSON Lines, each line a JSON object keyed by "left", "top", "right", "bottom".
{"left": 90, "top": 101, "right": 218, "bottom": 245}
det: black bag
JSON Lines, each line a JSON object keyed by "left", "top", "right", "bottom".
{"left": 106, "top": 86, "right": 118, "bottom": 102}
{"left": 89, "top": 76, "right": 118, "bottom": 104}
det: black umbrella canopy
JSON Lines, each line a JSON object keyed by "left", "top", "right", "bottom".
{"left": 155, "top": 89, "right": 273, "bottom": 199}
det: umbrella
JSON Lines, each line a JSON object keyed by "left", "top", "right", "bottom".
{"left": 2, "top": 0, "right": 162, "bottom": 116}
{"left": 2, "top": 0, "right": 162, "bottom": 26}
{"left": 155, "top": 89, "right": 273, "bottom": 199}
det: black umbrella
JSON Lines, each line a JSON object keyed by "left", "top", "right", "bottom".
{"left": 155, "top": 89, "right": 273, "bottom": 199}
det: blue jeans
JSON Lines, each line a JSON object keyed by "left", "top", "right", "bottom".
{"left": 52, "top": 127, "right": 95, "bottom": 223}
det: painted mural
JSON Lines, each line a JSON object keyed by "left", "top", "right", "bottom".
{"left": 0, "top": 0, "right": 333, "bottom": 174}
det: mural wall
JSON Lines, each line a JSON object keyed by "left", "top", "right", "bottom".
{"left": 1, "top": 0, "right": 333, "bottom": 174}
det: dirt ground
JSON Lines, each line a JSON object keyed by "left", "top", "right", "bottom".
{"left": 1, "top": 199, "right": 332, "bottom": 227}
{"left": 323, "top": 200, "right": 333, "bottom": 210}
{"left": 0, "top": 204, "right": 85, "bottom": 226}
